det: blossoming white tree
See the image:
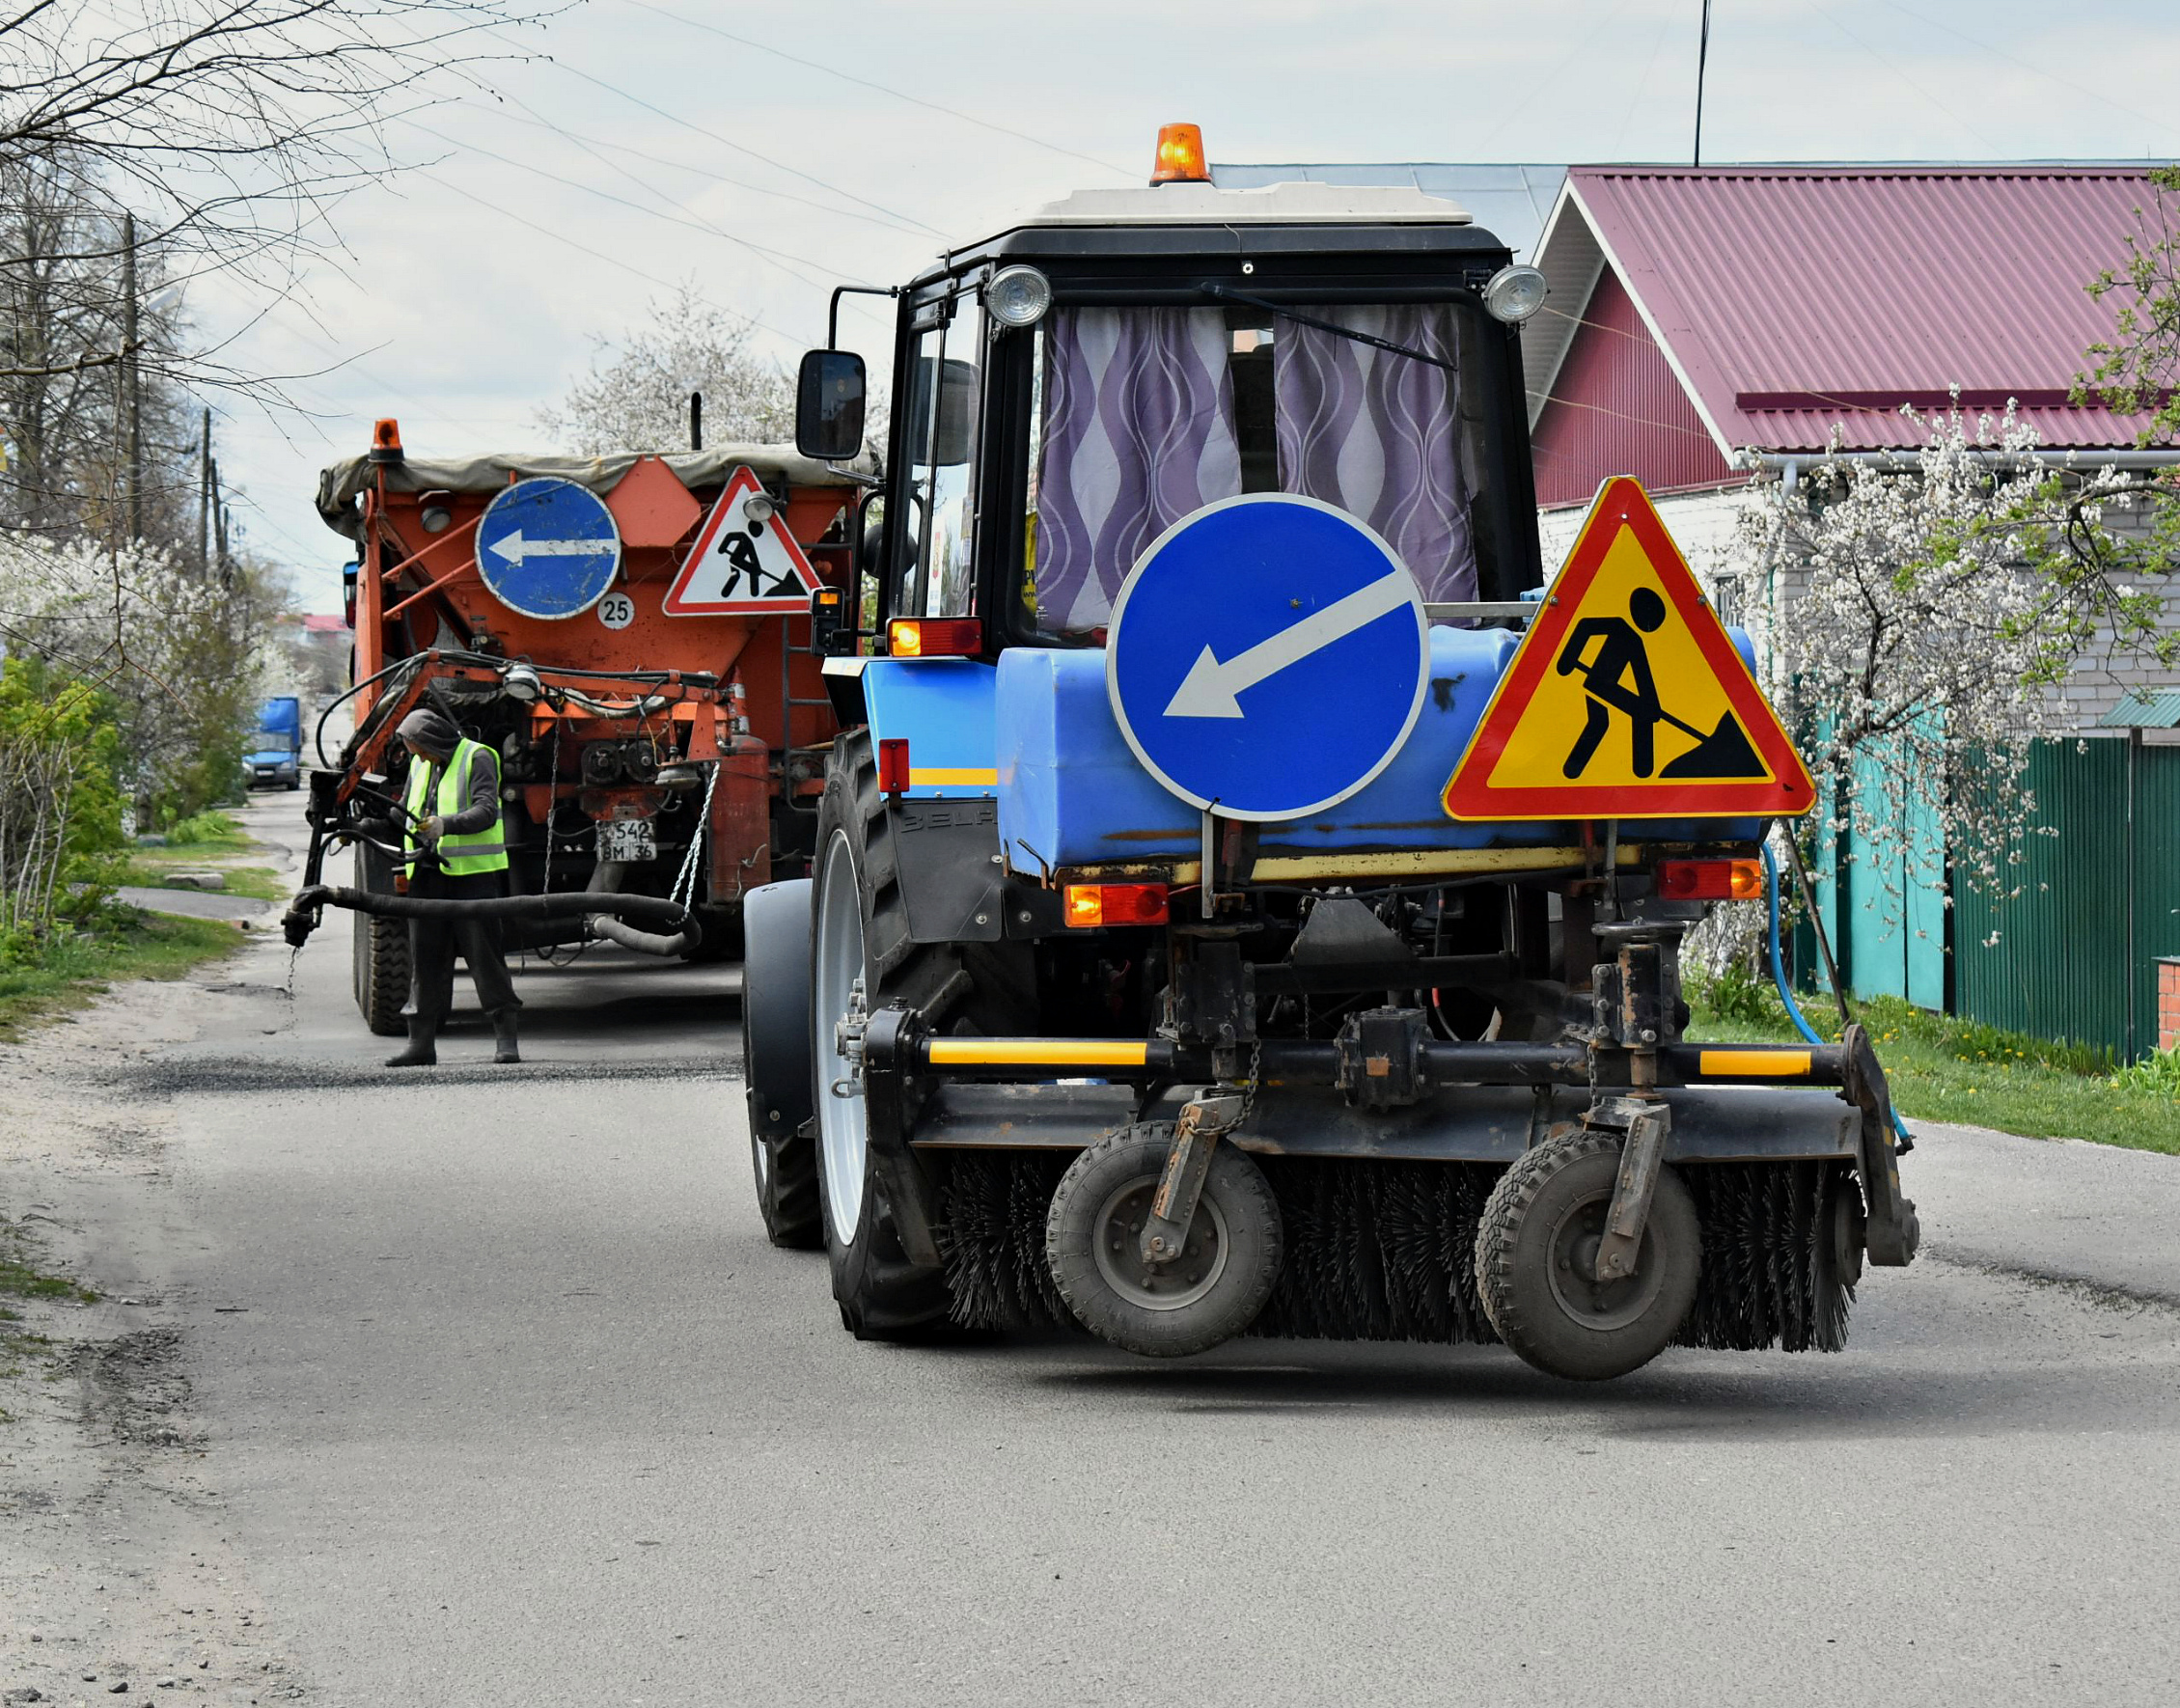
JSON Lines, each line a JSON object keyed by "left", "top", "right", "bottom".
{"left": 1733, "top": 405, "right": 2170, "bottom": 908}
{"left": 538, "top": 284, "right": 796, "bottom": 455}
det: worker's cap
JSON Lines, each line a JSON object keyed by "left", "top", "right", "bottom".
{"left": 396, "top": 708, "right": 460, "bottom": 758}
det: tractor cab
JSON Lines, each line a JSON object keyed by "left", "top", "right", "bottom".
{"left": 801, "top": 123, "right": 1548, "bottom": 667}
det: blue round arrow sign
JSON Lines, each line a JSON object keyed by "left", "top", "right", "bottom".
{"left": 476, "top": 477, "right": 622, "bottom": 620}
{"left": 1106, "top": 495, "right": 1429, "bottom": 822}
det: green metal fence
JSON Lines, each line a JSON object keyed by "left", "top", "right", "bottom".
{"left": 1950, "top": 738, "right": 2180, "bottom": 1061}
{"left": 1817, "top": 736, "right": 2180, "bottom": 1060}
{"left": 1805, "top": 737, "right": 1947, "bottom": 1014}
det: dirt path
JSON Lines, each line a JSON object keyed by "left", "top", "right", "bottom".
{"left": 2, "top": 929, "right": 310, "bottom": 1707}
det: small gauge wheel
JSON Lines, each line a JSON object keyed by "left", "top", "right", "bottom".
{"left": 1045, "top": 1123, "right": 1283, "bottom": 1358}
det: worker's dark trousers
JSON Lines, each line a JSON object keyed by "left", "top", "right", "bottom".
{"left": 401, "top": 868, "right": 521, "bottom": 1026}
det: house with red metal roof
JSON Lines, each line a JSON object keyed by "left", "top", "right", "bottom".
{"left": 1527, "top": 164, "right": 2168, "bottom": 504}
{"left": 1522, "top": 165, "right": 2180, "bottom": 1033}
{"left": 1525, "top": 164, "right": 2178, "bottom": 726}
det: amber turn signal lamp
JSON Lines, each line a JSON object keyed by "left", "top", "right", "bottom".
{"left": 1062, "top": 883, "right": 1171, "bottom": 928}
{"left": 1150, "top": 123, "right": 1209, "bottom": 185}
{"left": 1656, "top": 858, "right": 1765, "bottom": 901}
{"left": 887, "top": 618, "right": 981, "bottom": 658}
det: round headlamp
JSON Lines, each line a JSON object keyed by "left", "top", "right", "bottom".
{"left": 1482, "top": 263, "right": 1548, "bottom": 325}
{"left": 985, "top": 264, "right": 1053, "bottom": 328}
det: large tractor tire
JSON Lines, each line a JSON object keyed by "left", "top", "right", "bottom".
{"left": 351, "top": 839, "right": 410, "bottom": 1037}
{"left": 740, "top": 879, "right": 821, "bottom": 1250}
{"left": 1475, "top": 1129, "right": 1701, "bottom": 1382}
{"left": 810, "top": 733, "right": 1031, "bottom": 1339}
{"left": 1045, "top": 1123, "right": 1284, "bottom": 1358}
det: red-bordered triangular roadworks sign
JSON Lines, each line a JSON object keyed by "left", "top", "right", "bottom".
{"left": 662, "top": 464, "right": 821, "bottom": 616}
{"left": 1443, "top": 477, "right": 1812, "bottom": 822}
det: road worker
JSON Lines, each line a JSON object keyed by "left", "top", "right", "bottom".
{"left": 380, "top": 707, "right": 521, "bottom": 1067}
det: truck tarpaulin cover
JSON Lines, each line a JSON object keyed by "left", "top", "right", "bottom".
{"left": 314, "top": 445, "right": 882, "bottom": 540}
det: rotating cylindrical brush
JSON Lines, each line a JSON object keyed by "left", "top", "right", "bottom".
{"left": 931, "top": 1148, "right": 1860, "bottom": 1353}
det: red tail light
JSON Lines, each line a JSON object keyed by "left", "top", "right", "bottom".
{"left": 877, "top": 738, "right": 910, "bottom": 794}
{"left": 1657, "top": 858, "right": 1765, "bottom": 901}
{"left": 1063, "top": 883, "right": 1170, "bottom": 927}
{"left": 887, "top": 618, "right": 981, "bottom": 658}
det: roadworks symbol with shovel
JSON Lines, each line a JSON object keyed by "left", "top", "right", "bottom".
{"left": 1442, "top": 476, "right": 1812, "bottom": 822}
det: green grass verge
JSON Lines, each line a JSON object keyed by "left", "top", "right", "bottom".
{"left": 1689, "top": 977, "right": 2180, "bottom": 1156}
{"left": 0, "top": 912, "right": 245, "bottom": 1043}
{"left": 119, "top": 860, "right": 286, "bottom": 902}
{"left": 138, "top": 808, "right": 254, "bottom": 863}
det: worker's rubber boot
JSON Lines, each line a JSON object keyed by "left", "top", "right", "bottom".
{"left": 384, "top": 1018, "right": 438, "bottom": 1068}
{"left": 492, "top": 1012, "right": 521, "bottom": 1065}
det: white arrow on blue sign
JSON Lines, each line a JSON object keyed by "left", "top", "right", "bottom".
{"left": 476, "top": 477, "right": 622, "bottom": 620}
{"left": 1106, "top": 494, "right": 1429, "bottom": 822}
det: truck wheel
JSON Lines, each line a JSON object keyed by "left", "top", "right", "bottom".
{"left": 741, "top": 879, "right": 819, "bottom": 1250}
{"left": 351, "top": 840, "right": 410, "bottom": 1037}
{"left": 1475, "top": 1129, "right": 1700, "bottom": 1381}
{"left": 811, "top": 734, "right": 1032, "bottom": 1339}
{"left": 1045, "top": 1123, "right": 1284, "bottom": 1358}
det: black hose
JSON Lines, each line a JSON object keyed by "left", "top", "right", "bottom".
{"left": 290, "top": 884, "right": 692, "bottom": 933}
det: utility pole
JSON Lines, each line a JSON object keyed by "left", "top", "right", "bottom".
{"left": 689, "top": 389, "right": 703, "bottom": 452}
{"left": 198, "top": 407, "right": 211, "bottom": 577}
{"left": 1694, "top": 0, "right": 1713, "bottom": 168}
{"left": 122, "top": 212, "right": 142, "bottom": 545}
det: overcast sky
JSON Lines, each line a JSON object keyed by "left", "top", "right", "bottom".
{"left": 198, "top": 0, "right": 2180, "bottom": 611}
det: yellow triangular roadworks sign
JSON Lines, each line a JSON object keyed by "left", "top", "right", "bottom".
{"left": 1444, "top": 477, "right": 1812, "bottom": 821}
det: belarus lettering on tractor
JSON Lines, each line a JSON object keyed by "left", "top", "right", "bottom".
{"left": 738, "top": 126, "right": 1920, "bottom": 1382}
{"left": 281, "top": 428, "right": 865, "bottom": 1033}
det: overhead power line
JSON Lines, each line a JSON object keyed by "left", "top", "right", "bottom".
{"left": 1875, "top": 0, "right": 2180, "bottom": 144}
{"left": 469, "top": 98, "right": 933, "bottom": 238}
{"left": 622, "top": 0, "right": 1135, "bottom": 182}
{"left": 413, "top": 167, "right": 810, "bottom": 350}
{"left": 401, "top": 117, "right": 868, "bottom": 290}
{"left": 505, "top": 44, "right": 946, "bottom": 238}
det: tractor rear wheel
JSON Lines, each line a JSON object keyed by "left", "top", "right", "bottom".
{"left": 351, "top": 839, "right": 410, "bottom": 1037}
{"left": 810, "top": 734, "right": 1032, "bottom": 1339}
{"left": 1475, "top": 1129, "right": 1700, "bottom": 1381}
{"left": 1045, "top": 1123, "right": 1284, "bottom": 1358}
{"left": 741, "top": 879, "right": 820, "bottom": 1250}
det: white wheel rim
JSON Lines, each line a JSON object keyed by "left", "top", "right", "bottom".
{"left": 814, "top": 829, "right": 868, "bottom": 1242}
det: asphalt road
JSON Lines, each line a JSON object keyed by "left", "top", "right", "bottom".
{"left": 139, "top": 793, "right": 2180, "bottom": 1705}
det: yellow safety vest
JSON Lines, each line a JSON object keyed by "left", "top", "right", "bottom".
{"left": 403, "top": 736, "right": 509, "bottom": 876}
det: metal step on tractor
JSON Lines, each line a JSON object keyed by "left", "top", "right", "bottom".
{"left": 739, "top": 125, "right": 1918, "bottom": 1382}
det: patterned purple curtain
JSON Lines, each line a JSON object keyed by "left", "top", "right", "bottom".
{"left": 1273, "top": 304, "right": 1475, "bottom": 602}
{"left": 1035, "top": 308, "right": 1241, "bottom": 632}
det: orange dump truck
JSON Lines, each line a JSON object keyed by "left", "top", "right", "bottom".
{"left": 284, "top": 424, "right": 871, "bottom": 1033}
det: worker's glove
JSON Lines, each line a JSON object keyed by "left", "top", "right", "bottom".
{"left": 418, "top": 815, "right": 446, "bottom": 846}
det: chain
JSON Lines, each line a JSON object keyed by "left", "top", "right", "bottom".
{"left": 1232, "top": 1036, "right": 1263, "bottom": 1131}
{"left": 541, "top": 713, "right": 563, "bottom": 897}
{"left": 672, "top": 758, "right": 722, "bottom": 910}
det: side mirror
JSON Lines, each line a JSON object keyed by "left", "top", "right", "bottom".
{"left": 796, "top": 349, "right": 867, "bottom": 461}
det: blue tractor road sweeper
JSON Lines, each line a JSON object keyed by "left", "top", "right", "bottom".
{"left": 736, "top": 129, "right": 1918, "bottom": 1382}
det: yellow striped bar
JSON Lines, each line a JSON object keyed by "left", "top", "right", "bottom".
{"left": 907, "top": 767, "right": 999, "bottom": 787}
{"left": 1697, "top": 1048, "right": 1813, "bottom": 1079}
{"left": 925, "top": 1038, "right": 1151, "bottom": 1068}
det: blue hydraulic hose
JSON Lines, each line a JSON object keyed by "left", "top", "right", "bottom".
{"left": 1761, "top": 841, "right": 1913, "bottom": 1143}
